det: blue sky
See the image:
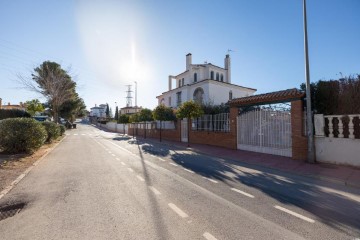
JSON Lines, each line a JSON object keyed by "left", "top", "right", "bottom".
{"left": 0, "top": 0, "right": 359, "bottom": 111}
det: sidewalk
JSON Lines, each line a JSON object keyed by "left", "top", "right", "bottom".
{"left": 138, "top": 137, "right": 360, "bottom": 189}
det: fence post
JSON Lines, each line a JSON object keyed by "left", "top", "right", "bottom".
{"left": 349, "top": 116, "right": 355, "bottom": 139}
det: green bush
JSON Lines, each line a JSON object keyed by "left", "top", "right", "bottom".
{"left": 0, "top": 109, "right": 31, "bottom": 120}
{"left": 0, "top": 118, "right": 47, "bottom": 153}
{"left": 58, "top": 124, "right": 66, "bottom": 136}
{"left": 42, "top": 122, "right": 60, "bottom": 142}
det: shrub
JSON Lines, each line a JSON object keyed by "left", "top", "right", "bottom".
{"left": 58, "top": 124, "right": 66, "bottom": 136}
{"left": 41, "top": 122, "right": 60, "bottom": 142}
{"left": 0, "top": 118, "right": 47, "bottom": 153}
{"left": 0, "top": 109, "right": 31, "bottom": 120}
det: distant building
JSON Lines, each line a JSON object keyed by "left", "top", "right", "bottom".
{"left": 120, "top": 106, "right": 142, "bottom": 115}
{"left": 0, "top": 98, "right": 26, "bottom": 111}
{"left": 156, "top": 53, "right": 256, "bottom": 108}
{"left": 89, "top": 104, "right": 107, "bottom": 118}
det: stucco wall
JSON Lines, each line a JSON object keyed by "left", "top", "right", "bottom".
{"left": 315, "top": 137, "right": 360, "bottom": 167}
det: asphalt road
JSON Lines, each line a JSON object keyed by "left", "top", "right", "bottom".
{"left": 0, "top": 122, "right": 359, "bottom": 240}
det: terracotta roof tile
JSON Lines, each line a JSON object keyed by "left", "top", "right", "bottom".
{"left": 229, "top": 88, "right": 305, "bottom": 106}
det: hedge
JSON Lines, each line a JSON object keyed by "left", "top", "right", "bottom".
{"left": 59, "top": 124, "right": 66, "bottom": 136}
{"left": 41, "top": 122, "right": 60, "bottom": 143}
{"left": 0, "top": 109, "right": 31, "bottom": 120}
{"left": 0, "top": 118, "right": 47, "bottom": 153}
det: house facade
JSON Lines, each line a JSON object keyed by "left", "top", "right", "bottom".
{"left": 156, "top": 53, "right": 256, "bottom": 107}
{"left": 120, "top": 106, "right": 142, "bottom": 115}
{"left": 0, "top": 98, "right": 26, "bottom": 111}
{"left": 89, "top": 104, "right": 107, "bottom": 118}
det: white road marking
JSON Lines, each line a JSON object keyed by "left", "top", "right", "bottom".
{"left": 136, "top": 175, "right": 145, "bottom": 182}
{"left": 203, "top": 232, "right": 218, "bottom": 240}
{"left": 231, "top": 188, "right": 255, "bottom": 198}
{"left": 127, "top": 168, "right": 134, "bottom": 173}
{"left": 115, "top": 158, "right": 120, "bottom": 161}
{"left": 158, "top": 157, "right": 166, "bottom": 162}
{"left": 121, "top": 162, "right": 126, "bottom": 166}
{"left": 202, "top": 177, "right": 218, "bottom": 183}
{"left": 73, "top": 134, "right": 78, "bottom": 136}
{"left": 81, "top": 134, "right": 86, "bottom": 135}
{"left": 170, "top": 162, "right": 178, "bottom": 167}
{"left": 168, "top": 203, "right": 188, "bottom": 218}
{"left": 149, "top": 186, "right": 161, "bottom": 195}
{"left": 111, "top": 154, "right": 116, "bottom": 157}
{"left": 183, "top": 168, "right": 194, "bottom": 173}
{"left": 274, "top": 205, "right": 315, "bottom": 223}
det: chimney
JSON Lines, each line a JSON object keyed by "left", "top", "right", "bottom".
{"left": 186, "top": 53, "right": 192, "bottom": 70}
{"left": 0, "top": 98, "right": 2, "bottom": 109}
{"left": 168, "top": 75, "right": 173, "bottom": 91}
{"left": 225, "top": 54, "right": 231, "bottom": 83}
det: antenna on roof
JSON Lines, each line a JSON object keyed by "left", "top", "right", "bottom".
{"left": 227, "top": 49, "right": 235, "bottom": 54}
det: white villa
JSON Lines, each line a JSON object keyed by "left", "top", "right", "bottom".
{"left": 156, "top": 53, "right": 256, "bottom": 108}
{"left": 89, "top": 104, "right": 107, "bottom": 118}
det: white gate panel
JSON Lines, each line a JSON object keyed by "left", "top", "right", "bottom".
{"left": 237, "top": 109, "right": 292, "bottom": 157}
{"left": 181, "top": 119, "right": 188, "bottom": 142}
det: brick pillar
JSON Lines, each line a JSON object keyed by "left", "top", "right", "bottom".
{"left": 229, "top": 107, "right": 238, "bottom": 149}
{"left": 291, "top": 100, "right": 308, "bottom": 160}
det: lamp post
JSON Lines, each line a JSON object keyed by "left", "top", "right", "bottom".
{"left": 115, "top": 102, "right": 118, "bottom": 132}
{"left": 134, "top": 81, "right": 137, "bottom": 108}
{"left": 303, "top": 0, "right": 316, "bottom": 163}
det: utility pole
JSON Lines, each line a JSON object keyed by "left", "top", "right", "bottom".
{"left": 134, "top": 81, "right": 137, "bottom": 107}
{"left": 303, "top": 0, "right": 316, "bottom": 163}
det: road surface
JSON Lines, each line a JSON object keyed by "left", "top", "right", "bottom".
{"left": 0, "top": 122, "right": 359, "bottom": 240}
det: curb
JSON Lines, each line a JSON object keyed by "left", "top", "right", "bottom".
{"left": 0, "top": 136, "right": 67, "bottom": 201}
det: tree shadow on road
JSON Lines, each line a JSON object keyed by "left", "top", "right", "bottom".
{"left": 114, "top": 137, "right": 360, "bottom": 235}
{"left": 132, "top": 140, "right": 171, "bottom": 240}
{"left": 235, "top": 170, "right": 360, "bottom": 235}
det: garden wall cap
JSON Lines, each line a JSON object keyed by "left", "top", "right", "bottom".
{"left": 229, "top": 88, "right": 305, "bottom": 107}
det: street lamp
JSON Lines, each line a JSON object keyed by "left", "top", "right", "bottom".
{"left": 303, "top": 0, "right": 316, "bottom": 163}
{"left": 134, "top": 81, "right": 137, "bottom": 108}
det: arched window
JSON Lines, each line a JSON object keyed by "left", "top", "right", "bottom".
{"left": 210, "top": 71, "right": 214, "bottom": 80}
{"left": 194, "top": 73, "right": 197, "bottom": 82}
{"left": 193, "top": 87, "right": 204, "bottom": 104}
{"left": 178, "top": 79, "right": 181, "bottom": 87}
{"left": 229, "top": 91, "right": 233, "bottom": 100}
{"left": 216, "top": 73, "right": 219, "bottom": 81}
{"left": 220, "top": 74, "right": 224, "bottom": 82}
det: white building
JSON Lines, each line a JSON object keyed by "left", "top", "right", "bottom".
{"left": 89, "top": 104, "right": 107, "bottom": 118}
{"left": 120, "top": 106, "right": 142, "bottom": 115}
{"left": 156, "top": 53, "right": 256, "bottom": 108}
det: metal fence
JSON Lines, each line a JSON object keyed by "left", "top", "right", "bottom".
{"left": 192, "top": 113, "right": 230, "bottom": 132}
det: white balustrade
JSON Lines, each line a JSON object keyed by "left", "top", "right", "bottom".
{"left": 321, "top": 114, "right": 360, "bottom": 139}
{"left": 349, "top": 116, "right": 355, "bottom": 139}
{"left": 327, "top": 116, "right": 334, "bottom": 137}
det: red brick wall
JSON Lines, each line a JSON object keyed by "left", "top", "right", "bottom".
{"left": 291, "top": 100, "right": 308, "bottom": 160}
{"left": 128, "top": 122, "right": 180, "bottom": 142}
{"left": 189, "top": 108, "right": 237, "bottom": 149}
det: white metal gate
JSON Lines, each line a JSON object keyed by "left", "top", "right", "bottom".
{"left": 181, "top": 118, "right": 188, "bottom": 142}
{"left": 237, "top": 109, "right": 292, "bottom": 157}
